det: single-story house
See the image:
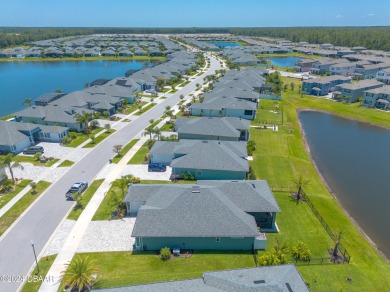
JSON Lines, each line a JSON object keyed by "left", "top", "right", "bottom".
{"left": 362, "top": 86, "right": 390, "bottom": 110}
{"left": 332, "top": 79, "right": 384, "bottom": 103}
{"left": 35, "top": 92, "right": 66, "bottom": 106}
{"left": 149, "top": 140, "right": 249, "bottom": 180}
{"left": 190, "top": 96, "right": 257, "bottom": 120}
{"left": 0, "top": 120, "right": 68, "bottom": 154}
{"left": 94, "top": 265, "right": 309, "bottom": 292}
{"left": 126, "top": 180, "right": 280, "bottom": 251}
{"left": 175, "top": 117, "right": 250, "bottom": 141}
{"left": 302, "top": 75, "right": 351, "bottom": 96}
{"left": 13, "top": 105, "right": 94, "bottom": 132}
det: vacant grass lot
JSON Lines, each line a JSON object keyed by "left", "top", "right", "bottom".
{"left": 82, "top": 130, "right": 115, "bottom": 148}
{"left": 67, "top": 179, "right": 104, "bottom": 221}
{"left": 0, "top": 179, "right": 32, "bottom": 209}
{"left": 112, "top": 139, "right": 139, "bottom": 164}
{"left": 249, "top": 77, "right": 390, "bottom": 290}
{"left": 0, "top": 181, "right": 50, "bottom": 236}
{"left": 71, "top": 251, "right": 255, "bottom": 289}
{"left": 21, "top": 254, "right": 57, "bottom": 292}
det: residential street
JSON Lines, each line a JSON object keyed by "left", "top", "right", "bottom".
{"left": 0, "top": 53, "right": 221, "bottom": 292}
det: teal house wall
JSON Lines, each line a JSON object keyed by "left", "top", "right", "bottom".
{"left": 172, "top": 168, "right": 247, "bottom": 180}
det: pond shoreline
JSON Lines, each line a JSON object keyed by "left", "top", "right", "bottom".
{"left": 297, "top": 108, "right": 389, "bottom": 262}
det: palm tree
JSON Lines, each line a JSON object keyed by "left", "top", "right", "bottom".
{"left": 23, "top": 98, "right": 33, "bottom": 108}
{"left": 149, "top": 119, "right": 155, "bottom": 125}
{"left": 74, "top": 111, "right": 92, "bottom": 133}
{"left": 144, "top": 126, "right": 154, "bottom": 140}
{"left": 61, "top": 255, "right": 99, "bottom": 291}
{"left": 0, "top": 154, "right": 24, "bottom": 183}
{"left": 293, "top": 174, "right": 310, "bottom": 201}
{"left": 153, "top": 127, "right": 161, "bottom": 140}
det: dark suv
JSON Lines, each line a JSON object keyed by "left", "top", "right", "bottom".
{"left": 23, "top": 146, "right": 44, "bottom": 155}
{"left": 148, "top": 163, "right": 167, "bottom": 172}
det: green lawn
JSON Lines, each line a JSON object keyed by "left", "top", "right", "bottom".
{"left": 134, "top": 103, "right": 157, "bottom": 116}
{"left": 92, "top": 179, "right": 122, "bottom": 221}
{"left": 123, "top": 102, "right": 146, "bottom": 115}
{"left": 63, "top": 128, "right": 103, "bottom": 148}
{"left": 11, "top": 156, "right": 59, "bottom": 167}
{"left": 71, "top": 251, "right": 255, "bottom": 289}
{"left": 127, "top": 141, "right": 149, "bottom": 164}
{"left": 82, "top": 130, "right": 116, "bottom": 148}
{"left": 0, "top": 114, "right": 13, "bottom": 120}
{"left": 0, "top": 181, "right": 51, "bottom": 236}
{"left": 112, "top": 139, "right": 139, "bottom": 164}
{"left": 248, "top": 78, "right": 390, "bottom": 290}
{"left": 21, "top": 255, "right": 57, "bottom": 292}
{"left": 57, "top": 160, "right": 75, "bottom": 167}
{"left": 67, "top": 179, "right": 104, "bottom": 221}
{"left": 159, "top": 122, "right": 174, "bottom": 132}
{"left": 0, "top": 179, "right": 32, "bottom": 209}
{"left": 180, "top": 81, "right": 191, "bottom": 86}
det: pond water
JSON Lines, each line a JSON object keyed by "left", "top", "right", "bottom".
{"left": 299, "top": 111, "right": 390, "bottom": 259}
{"left": 265, "top": 56, "right": 302, "bottom": 68}
{"left": 0, "top": 60, "right": 155, "bottom": 117}
{"left": 207, "top": 41, "right": 242, "bottom": 48}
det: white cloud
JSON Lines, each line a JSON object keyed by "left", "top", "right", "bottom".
{"left": 335, "top": 14, "right": 343, "bottom": 18}
{"left": 368, "top": 13, "right": 375, "bottom": 17}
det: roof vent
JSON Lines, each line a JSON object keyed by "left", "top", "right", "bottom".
{"left": 254, "top": 280, "right": 265, "bottom": 284}
{"left": 252, "top": 183, "right": 256, "bottom": 188}
{"left": 202, "top": 141, "right": 208, "bottom": 143}
{"left": 192, "top": 186, "right": 200, "bottom": 193}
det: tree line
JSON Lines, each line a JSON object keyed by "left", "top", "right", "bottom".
{"left": 1, "top": 27, "right": 390, "bottom": 51}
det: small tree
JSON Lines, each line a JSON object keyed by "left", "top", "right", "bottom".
{"left": 89, "top": 134, "right": 96, "bottom": 144}
{"left": 179, "top": 94, "right": 184, "bottom": 100}
{"left": 138, "top": 104, "right": 143, "bottom": 113}
{"left": 290, "top": 82, "right": 295, "bottom": 91}
{"left": 246, "top": 140, "right": 256, "bottom": 155}
{"left": 291, "top": 241, "right": 311, "bottom": 261}
{"left": 160, "top": 247, "right": 171, "bottom": 261}
{"left": 258, "top": 239, "right": 289, "bottom": 266}
{"left": 333, "top": 231, "right": 344, "bottom": 258}
{"left": 23, "top": 98, "right": 33, "bottom": 108}
{"left": 283, "top": 84, "right": 288, "bottom": 91}
{"left": 55, "top": 88, "right": 62, "bottom": 93}
{"left": 293, "top": 174, "right": 310, "bottom": 201}
{"left": 90, "top": 120, "right": 99, "bottom": 130}
{"left": 149, "top": 119, "right": 155, "bottom": 125}
{"left": 298, "top": 84, "right": 302, "bottom": 94}
{"left": 33, "top": 152, "right": 42, "bottom": 161}
{"left": 30, "top": 182, "right": 37, "bottom": 194}
{"left": 113, "top": 145, "right": 123, "bottom": 157}
{"left": 104, "top": 123, "right": 111, "bottom": 132}
{"left": 144, "top": 126, "right": 154, "bottom": 140}
{"left": 103, "top": 110, "right": 110, "bottom": 117}
{"left": 93, "top": 112, "right": 101, "bottom": 119}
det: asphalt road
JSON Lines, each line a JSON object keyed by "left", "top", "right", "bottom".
{"left": 0, "top": 53, "right": 221, "bottom": 292}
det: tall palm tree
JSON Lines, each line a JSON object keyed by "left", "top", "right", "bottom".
{"left": 0, "top": 154, "right": 24, "bottom": 183}
{"left": 333, "top": 231, "right": 344, "bottom": 258}
{"left": 61, "top": 255, "right": 99, "bottom": 291}
{"left": 153, "top": 127, "right": 161, "bottom": 140}
{"left": 144, "top": 126, "right": 154, "bottom": 140}
{"left": 293, "top": 174, "right": 310, "bottom": 201}
{"left": 23, "top": 98, "right": 33, "bottom": 108}
{"left": 74, "top": 111, "right": 92, "bottom": 132}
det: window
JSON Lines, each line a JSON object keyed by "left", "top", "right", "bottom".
{"left": 216, "top": 237, "right": 220, "bottom": 243}
{"left": 244, "top": 110, "right": 253, "bottom": 116}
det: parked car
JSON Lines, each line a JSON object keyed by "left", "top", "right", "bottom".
{"left": 148, "top": 163, "right": 167, "bottom": 172}
{"left": 65, "top": 181, "right": 88, "bottom": 200}
{"left": 23, "top": 146, "right": 44, "bottom": 155}
{"left": 145, "top": 89, "right": 156, "bottom": 94}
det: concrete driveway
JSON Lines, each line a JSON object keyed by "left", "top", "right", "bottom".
{"left": 122, "top": 164, "right": 172, "bottom": 181}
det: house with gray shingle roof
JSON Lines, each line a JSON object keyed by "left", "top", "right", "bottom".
{"left": 190, "top": 96, "right": 257, "bottom": 120}
{"left": 302, "top": 75, "right": 351, "bottom": 96}
{"left": 149, "top": 140, "right": 249, "bottom": 180}
{"left": 125, "top": 180, "right": 280, "bottom": 251}
{"left": 0, "top": 120, "right": 68, "bottom": 154}
{"left": 332, "top": 79, "right": 384, "bottom": 103}
{"left": 95, "top": 265, "right": 308, "bottom": 292}
{"left": 14, "top": 105, "right": 93, "bottom": 132}
{"left": 174, "top": 117, "right": 250, "bottom": 141}
{"left": 362, "top": 86, "right": 390, "bottom": 110}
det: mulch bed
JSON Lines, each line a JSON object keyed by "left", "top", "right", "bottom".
{"left": 290, "top": 192, "right": 306, "bottom": 202}
{"left": 328, "top": 249, "right": 347, "bottom": 264}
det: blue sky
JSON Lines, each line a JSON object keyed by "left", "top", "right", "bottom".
{"left": 1, "top": 0, "right": 389, "bottom": 27}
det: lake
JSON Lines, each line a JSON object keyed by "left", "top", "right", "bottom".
{"left": 266, "top": 56, "right": 302, "bottom": 68}
{"left": 208, "top": 41, "right": 242, "bottom": 48}
{"left": 299, "top": 111, "right": 390, "bottom": 259}
{"left": 0, "top": 60, "right": 155, "bottom": 117}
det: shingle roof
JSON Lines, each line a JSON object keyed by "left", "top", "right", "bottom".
{"left": 190, "top": 96, "right": 257, "bottom": 111}
{"left": 129, "top": 184, "right": 260, "bottom": 238}
{"left": 174, "top": 117, "right": 250, "bottom": 138}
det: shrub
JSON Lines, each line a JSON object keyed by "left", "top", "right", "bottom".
{"left": 30, "top": 182, "right": 37, "bottom": 194}
{"left": 247, "top": 167, "right": 256, "bottom": 180}
{"left": 160, "top": 247, "right": 171, "bottom": 261}
{"left": 291, "top": 241, "right": 311, "bottom": 261}
{"left": 182, "top": 171, "right": 195, "bottom": 181}
{"left": 131, "top": 177, "right": 141, "bottom": 184}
